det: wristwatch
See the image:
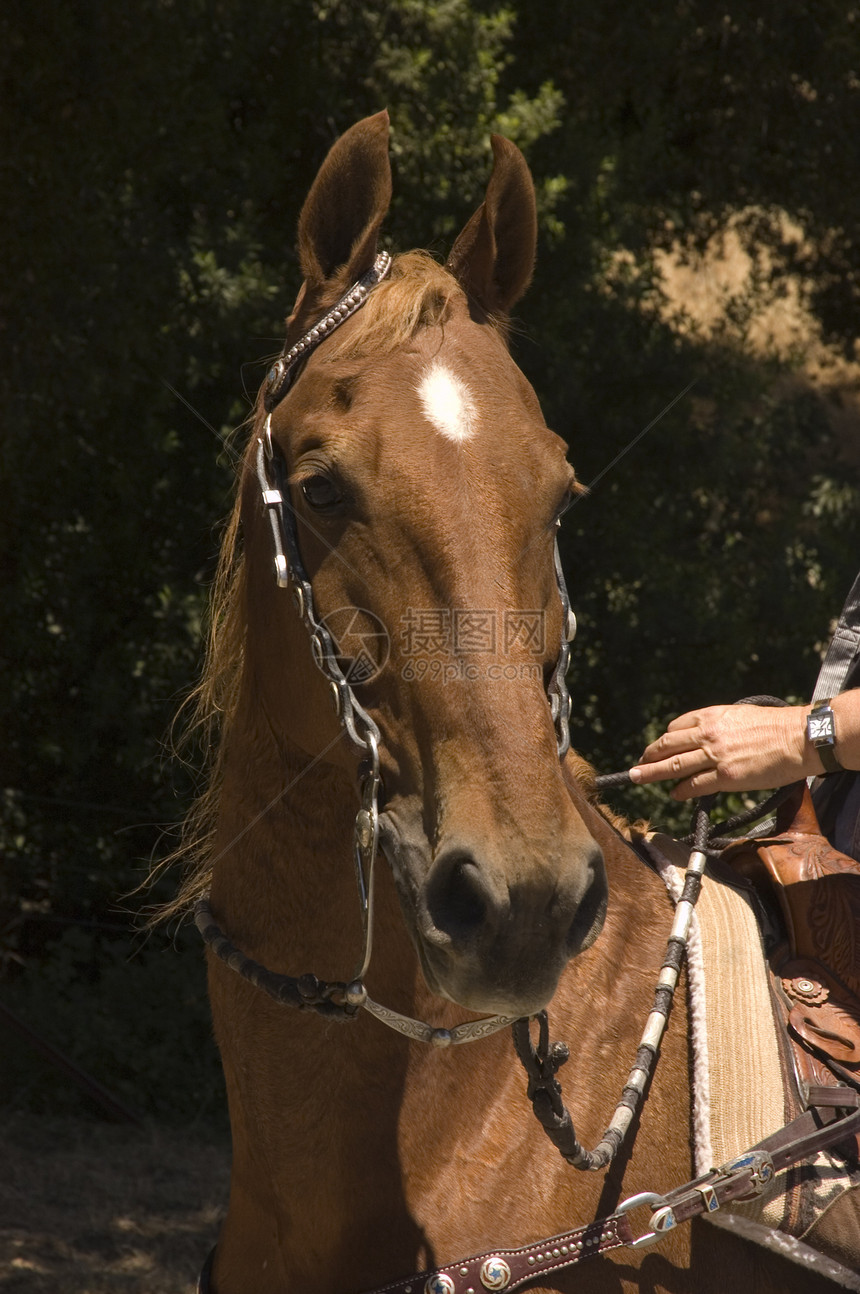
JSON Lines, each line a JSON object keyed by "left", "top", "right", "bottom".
{"left": 807, "top": 697, "right": 843, "bottom": 774}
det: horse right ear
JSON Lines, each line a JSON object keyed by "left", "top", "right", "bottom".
{"left": 446, "top": 134, "right": 537, "bottom": 317}
{"left": 296, "top": 111, "right": 392, "bottom": 298}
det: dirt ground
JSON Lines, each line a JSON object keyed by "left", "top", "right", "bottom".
{"left": 0, "top": 1113, "right": 230, "bottom": 1293}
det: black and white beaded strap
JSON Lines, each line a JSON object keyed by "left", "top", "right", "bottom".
{"left": 264, "top": 251, "right": 393, "bottom": 412}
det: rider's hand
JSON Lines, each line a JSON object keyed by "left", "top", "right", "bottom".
{"left": 627, "top": 702, "right": 818, "bottom": 800}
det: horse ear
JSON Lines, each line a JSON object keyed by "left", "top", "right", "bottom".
{"left": 297, "top": 111, "right": 392, "bottom": 294}
{"left": 446, "top": 135, "right": 537, "bottom": 316}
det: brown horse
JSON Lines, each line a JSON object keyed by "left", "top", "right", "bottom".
{"left": 181, "top": 113, "right": 857, "bottom": 1292}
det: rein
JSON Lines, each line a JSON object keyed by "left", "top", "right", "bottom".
{"left": 511, "top": 797, "right": 713, "bottom": 1171}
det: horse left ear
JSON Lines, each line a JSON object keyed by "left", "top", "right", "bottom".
{"left": 446, "top": 135, "right": 537, "bottom": 316}
{"left": 297, "top": 110, "right": 392, "bottom": 296}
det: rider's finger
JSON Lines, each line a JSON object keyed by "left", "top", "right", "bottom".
{"left": 665, "top": 711, "right": 701, "bottom": 733}
{"left": 629, "top": 750, "right": 713, "bottom": 784}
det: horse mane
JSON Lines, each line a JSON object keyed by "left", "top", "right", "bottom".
{"left": 153, "top": 491, "right": 245, "bottom": 922}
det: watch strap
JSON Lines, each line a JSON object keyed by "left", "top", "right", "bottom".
{"left": 808, "top": 698, "right": 843, "bottom": 774}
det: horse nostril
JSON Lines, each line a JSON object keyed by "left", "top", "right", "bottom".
{"left": 425, "top": 854, "right": 491, "bottom": 944}
{"left": 564, "top": 845, "right": 608, "bottom": 957}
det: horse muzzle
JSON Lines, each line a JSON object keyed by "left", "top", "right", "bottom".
{"left": 382, "top": 815, "right": 608, "bottom": 1016}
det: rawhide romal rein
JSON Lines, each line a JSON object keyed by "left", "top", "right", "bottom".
{"left": 513, "top": 695, "right": 800, "bottom": 1172}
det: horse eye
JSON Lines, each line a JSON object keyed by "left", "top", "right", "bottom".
{"left": 300, "top": 474, "right": 342, "bottom": 511}
{"left": 554, "top": 491, "right": 574, "bottom": 526}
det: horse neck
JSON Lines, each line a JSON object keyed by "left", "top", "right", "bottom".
{"left": 208, "top": 667, "right": 427, "bottom": 1013}
{"left": 568, "top": 776, "right": 670, "bottom": 953}
{"left": 207, "top": 671, "right": 360, "bottom": 968}
{"left": 208, "top": 714, "right": 693, "bottom": 1288}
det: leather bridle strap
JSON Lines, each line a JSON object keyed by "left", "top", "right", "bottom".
{"left": 656, "top": 1087, "right": 860, "bottom": 1231}
{"left": 196, "top": 1214, "right": 634, "bottom": 1294}
{"left": 367, "top": 1213, "right": 633, "bottom": 1294}
{"left": 264, "top": 252, "right": 394, "bottom": 411}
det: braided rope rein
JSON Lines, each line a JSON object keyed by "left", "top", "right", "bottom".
{"left": 512, "top": 797, "right": 713, "bottom": 1170}
{"left": 512, "top": 695, "right": 801, "bottom": 1172}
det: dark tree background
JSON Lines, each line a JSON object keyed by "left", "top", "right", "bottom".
{"left": 2, "top": 0, "right": 858, "bottom": 1118}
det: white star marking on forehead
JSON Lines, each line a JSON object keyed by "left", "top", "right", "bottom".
{"left": 417, "top": 361, "right": 477, "bottom": 443}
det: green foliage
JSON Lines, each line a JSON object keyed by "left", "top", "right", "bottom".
{"left": 307, "top": 0, "right": 565, "bottom": 245}
{"left": 1, "top": 925, "right": 225, "bottom": 1125}
{"left": 2, "top": 1, "right": 859, "bottom": 1118}
{"left": 500, "top": 2, "right": 860, "bottom": 778}
{"left": 562, "top": 345, "right": 860, "bottom": 775}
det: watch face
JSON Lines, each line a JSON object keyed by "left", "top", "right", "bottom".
{"left": 809, "top": 713, "right": 835, "bottom": 742}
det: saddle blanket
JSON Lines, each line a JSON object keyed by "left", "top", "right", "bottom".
{"left": 643, "top": 833, "right": 860, "bottom": 1288}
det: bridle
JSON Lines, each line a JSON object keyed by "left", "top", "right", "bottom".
{"left": 195, "top": 254, "right": 860, "bottom": 1294}
{"left": 192, "top": 250, "right": 717, "bottom": 1148}
{"left": 195, "top": 250, "right": 576, "bottom": 1047}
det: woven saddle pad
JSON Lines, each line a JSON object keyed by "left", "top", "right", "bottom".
{"left": 643, "top": 833, "right": 860, "bottom": 1289}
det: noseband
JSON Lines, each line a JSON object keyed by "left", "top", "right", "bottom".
{"left": 194, "top": 252, "right": 578, "bottom": 1047}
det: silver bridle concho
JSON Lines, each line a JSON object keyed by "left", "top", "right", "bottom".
{"left": 249, "top": 252, "right": 578, "bottom": 1046}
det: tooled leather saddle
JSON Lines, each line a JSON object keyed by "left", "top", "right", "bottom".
{"left": 722, "top": 782, "right": 860, "bottom": 1106}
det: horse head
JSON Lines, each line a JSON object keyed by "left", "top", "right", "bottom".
{"left": 241, "top": 112, "right": 607, "bottom": 1017}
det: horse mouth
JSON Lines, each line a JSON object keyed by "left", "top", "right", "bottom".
{"left": 414, "top": 936, "right": 563, "bottom": 1017}
{"left": 414, "top": 876, "right": 607, "bottom": 1016}
{"left": 379, "top": 814, "right": 608, "bottom": 1017}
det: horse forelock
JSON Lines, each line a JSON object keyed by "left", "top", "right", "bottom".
{"left": 303, "top": 250, "right": 488, "bottom": 363}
